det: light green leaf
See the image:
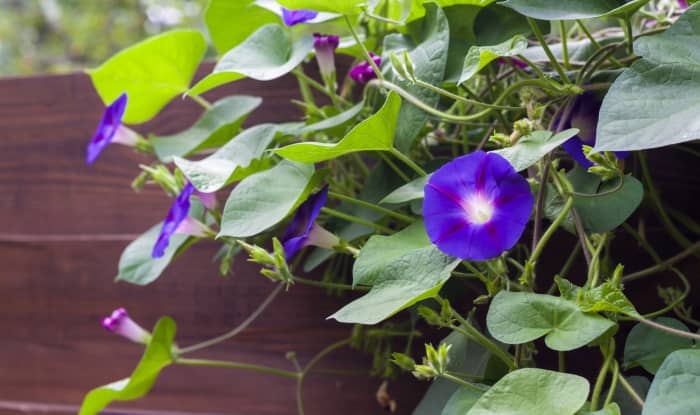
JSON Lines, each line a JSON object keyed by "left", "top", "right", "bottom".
{"left": 205, "top": 0, "right": 280, "bottom": 54}
{"left": 413, "top": 330, "right": 494, "bottom": 415}
{"left": 643, "top": 349, "right": 700, "bottom": 415}
{"left": 491, "top": 129, "right": 578, "bottom": 172}
{"left": 380, "top": 175, "right": 430, "bottom": 204}
{"left": 487, "top": 291, "right": 616, "bottom": 351}
{"left": 275, "top": 92, "right": 401, "bottom": 162}
{"left": 219, "top": 161, "right": 316, "bottom": 238}
{"left": 501, "top": 0, "right": 649, "bottom": 20}
{"left": 173, "top": 124, "right": 278, "bottom": 193}
{"left": 301, "top": 101, "right": 365, "bottom": 134}
{"left": 276, "top": 0, "right": 366, "bottom": 14}
{"left": 579, "top": 282, "right": 639, "bottom": 317}
{"left": 330, "top": 222, "right": 460, "bottom": 324}
{"left": 595, "top": 3, "right": 700, "bottom": 152}
{"left": 151, "top": 96, "right": 262, "bottom": 161}
{"left": 385, "top": 3, "right": 449, "bottom": 152}
{"left": 442, "top": 388, "right": 483, "bottom": 415}
{"left": 458, "top": 35, "right": 528, "bottom": 83}
{"left": 88, "top": 30, "right": 206, "bottom": 124}
{"left": 624, "top": 317, "right": 694, "bottom": 374}
{"left": 467, "top": 368, "right": 589, "bottom": 415}
{"left": 79, "top": 317, "right": 176, "bottom": 415}
{"left": 189, "top": 25, "right": 314, "bottom": 96}
{"left": 578, "top": 403, "right": 622, "bottom": 415}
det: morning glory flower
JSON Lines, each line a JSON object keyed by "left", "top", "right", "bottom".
{"left": 86, "top": 93, "right": 141, "bottom": 165}
{"left": 350, "top": 52, "right": 382, "bottom": 84}
{"left": 152, "top": 183, "right": 215, "bottom": 258}
{"left": 313, "top": 33, "right": 340, "bottom": 80}
{"left": 680, "top": 0, "right": 688, "bottom": 9}
{"left": 282, "top": 185, "right": 340, "bottom": 261}
{"left": 102, "top": 308, "right": 151, "bottom": 344}
{"left": 561, "top": 92, "right": 629, "bottom": 168}
{"left": 282, "top": 8, "right": 318, "bottom": 26}
{"left": 423, "top": 151, "right": 533, "bottom": 261}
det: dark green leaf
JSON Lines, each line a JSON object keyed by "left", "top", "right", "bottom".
{"left": 624, "top": 317, "right": 694, "bottom": 374}
{"left": 380, "top": 175, "right": 430, "bottom": 204}
{"left": 501, "top": 0, "right": 649, "bottom": 20}
{"left": 491, "top": 129, "right": 578, "bottom": 172}
{"left": 442, "top": 387, "right": 483, "bottom": 415}
{"left": 611, "top": 375, "right": 649, "bottom": 415}
{"left": 458, "top": 35, "right": 528, "bottom": 83}
{"left": 643, "top": 349, "right": 700, "bottom": 415}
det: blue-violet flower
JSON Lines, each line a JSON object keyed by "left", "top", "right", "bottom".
{"left": 423, "top": 151, "right": 534, "bottom": 261}
{"left": 282, "top": 185, "right": 340, "bottom": 261}
{"left": 102, "top": 308, "right": 151, "bottom": 344}
{"left": 86, "top": 93, "right": 141, "bottom": 165}
{"left": 561, "top": 91, "right": 629, "bottom": 168}
{"left": 350, "top": 52, "right": 382, "bottom": 84}
{"left": 313, "top": 33, "right": 340, "bottom": 80}
{"left": 282, "top": 8, "right": 318, "bottom": 26}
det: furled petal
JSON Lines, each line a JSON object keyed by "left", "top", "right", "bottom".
{"left": 86, "top": 93, "right": 127, "bottom": 165}
{"left": 282, "top": 185, "right": 329, "bottom": 260}
{"left": 350, "top": 52, "right": 382, "bottom": 84}
{"left": 313, "top": 33, "right": 340, "bottom": 78}
{"left": 101, "top": 308, "right": 151, "bottom": 344}
{"left": 282, "top": 8, "right": 318, "bottom": 26}
{"left": 152, "top": 183, "right": 195, "bottom": 258}
{"left": 423, "top": 151, "right": 533, "bottom": 261}
{"left": 679, "top": 0, "right": 688, "bottom": 10}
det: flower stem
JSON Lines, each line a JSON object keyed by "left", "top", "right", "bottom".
{"left": 412, "top": 79, "right": 521, "bottom": 110}
{"left": 559, "top": 21, "right": 570, "bottom": 70}
{"left": 440, "top": 372, "right": 488, "bottom": 393}
{"left": 292, "top": 275, "right": 368, "bottom": 291}
{"left": 343, "top": 15, "right": 383, "bottom": 80}
{"left": 527, "top": 17, "right": 571, "bottom": 84}
{"left": 389, "top": 148, "right": 428, "bottom": 177}
{"left": 527, "top": 196, "right": 574, "bottom": 282}
{"left": 635, "top": 316, "right": 700, "bottom": 341}
{"left": 321, "top": 207, "right": 393, "bottom": 233}
{"left": 328, "top": 191, "right": 415, "bottom": 223}
{"left": 188, "top": 94, "right": 212, "bottom": 110}
{"left": 293, "top": 68, "right": 350, "bottom": 105}
{"left": 618, "top": 373, "right": 645, "bottom": 408}
{"left": 590, "top": 341, "right": 615, "bottom": 411}
{"left": 176, "top": 357, "right": 299, "bottom": 379}
{"left": 451, "top": 309, "right": 517, "bottom": 371}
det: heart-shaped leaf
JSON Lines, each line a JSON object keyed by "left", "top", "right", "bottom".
{"left": 491, "top": 129, "right": 579, "bottom": 172}
{"left": 643, "top": 349, "right": 700, "bottom": 415}
{"left": 501, "top": 0, "right": 649, "bottom": 20}
{"left": 487, "top": 291, "right": 616, "bottom": 351}
{"left": 276, "top": 0, "right": 366, "bottom": 14}
{"left": 79, "top": 317, "right": 176, "bottom": 415}
{"left": 624, "top": 317, "right": 694, "bottom": 374}
{"left": 458, "top": 34, "right": 528, "bottom": 84}
{"left": 578, "top": 403, "right": 622, "bottom": 415}
{"left": 442, "top": 388, "right": 483, "bottom": 415}
{"left": 88, "top": 30, "right": 206, "bottom": 124}
{"left": 151, "top": 95, "right": 262, "bottom": 161}
{"left": 205, "top": 0, "right": 280, "bottom": 54}
{"left": 380, "top": 175, "right": 430, "bottom": 205}
{"left": 189, "top": 25, "right": 314, "bottom": 96}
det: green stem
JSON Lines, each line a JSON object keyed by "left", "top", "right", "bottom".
{"left": 622, "top": 240, "right": 700, "bottom": 282}
{"left": 378, "top": 152, "right": 411, "bottom": 182}
{"left": 559, "top": 21, "right": 570, "bottom": 70}
{"left": 293, "top": 68, "right": 350, "bottom": 105}
{"left": 297, "top": 339, "right": 352, "bottom": 415}
{"left": 413, "top": 79, "right": 521, "bottom": 111}
{"left": 293, "top": 68, "right": 317, "bottom": 109}
{"left": 529, "top": 196, "right": 574, "bottom": 268}
{"left": 604, "top": 361, "right": 620, "bottom": 408}
{"left": 176, "top": 358, "right": 299, "bottom": 379}
{"left": 618, "top": 374, "right": 645, "bottom": 408}
{"left": 527, "top": 17, "right": 570, "bottom": 84}
{"left": 293, "top": 275, "right": 368, "bottom": 291}
{"left": 590, "top": 341, "right": 615, "bottom": 412}
{"left": 389, "top": 148, "right": 428, "bottom": 176}
{"left": 441, "top": 373, "right": 488, "bottom": 393}
{"left": 576, "top": 20, "right": 624, "bottom": 68}
{"left": 635, "top": 316, "right": 700, "bottom": 341}
{"left": 451, "top": 310, "right": 517, "bottom": 371}
{"left": 621, "top": 17, "right": 634, "bottom": 55}
{"left": 587, "top": 233, "right": 608, "bottom": 288}
{"left": 188, "top": 94, "right": 212, "bottom": 110}
{"left": 321, "top": 207, "right": 393, "bottom": 233}
{"left": 344, "top": 15, "right": 383, "bottom": 80}
{"left": 328, "top": 191, "right": 414, "bottom": 223}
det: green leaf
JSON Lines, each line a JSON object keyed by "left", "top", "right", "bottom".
{"left": 219, "top": 161, "right": 316, "bottom": 238}
{"left": 578, "top": 403, "right": 622, "bottom": 415}
{"left": 413, "top": 330, "right": 494, "bottom": 415}
{"left": 329, "top": 222, "right": 460, "bottom": 324}
{"left": 458, "top": 35, "right": 528, "bottom": 84}
{"left": 151, "top": 96, "right": 262, "bottom": 161}
{"left": 491, "top": 129, "right": 579, "bottom": 172}
{"left": 624, "top": 317, "right": 694, "bottom": 374}
{"left": 467, "top": 368, "right": 589, "bottom": 415}
{"left": 79, "top": 317, "right": 176, "bottom": 415}
{"left": 277, "top": 0, "right": 365, "bottom": 14}
{"left": 205, "top": 0, "right": 280, "bottom": 54}
{"left": 501, "top": 0, "right": 649, "bottom": 20}
{"left": 579, "top": 282, "right": 639, "bottom": 317}
{"left": 301, "top": 101, "right": 365, "bottom": 134}
{"left": 173, "top": 124, "right": 278, "bottom": 193}
{"left": 643, "top": 349, "right": 700, "bottom": 415}
{"left": 385, "top": 3, "right": 449, "bottom": 152}
{"left": 380, "top": 175, "right": 430, "bottom": 204}
{"left": 88, "top": 30, "right": 206, "bottom": 124}
{"left": 189, "top": 25, "right": 314, "bottom": 96}
{"left": 275, "top": 92, "right": 401, "bottom": 162}
{"left": 595, "top": 3, "right": 700, "bottom": 152}
{"left": 611, "top": 376, "right": 649, "bottom": 415}
{"left": 442, "top": 388, "right": 483, "bottom": 415}
{"left": 487, "top": 291, "right": 616, "bottom": 351}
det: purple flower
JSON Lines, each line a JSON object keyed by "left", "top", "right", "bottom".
{"left": 497, "top": 57, "right": 527, "bottom": 69}
{"left": 86, "top": 93, "right": 140, "bottom": 165}
{"left": 282, "top": 8, "right": 318, "bottom": 26}
{"left": 561, "top": 92, "right": 629, "bottom": 168}
{"left": 313, "top": 33, "right": 340, "bottom": 79}
{"left": 282, "top": 185, "right": 340, "bottom": 261}
{"left": 423, "top": 151, "right": 533, "bottom": 261}
{"left": 679, "top": 0, "right": 688, "bottom": 9}
{"left": 102, "top": 308, "right": 151, "bottom": 344}
{"left": 350, "top": 52, "right": 382, "bottom": 84}
{"left": 152, "top": 183, "right": 214, "bottom": 258}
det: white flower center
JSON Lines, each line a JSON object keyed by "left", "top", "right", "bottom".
{"left": 465, "top": 194, "right": 494, "bottom": 225}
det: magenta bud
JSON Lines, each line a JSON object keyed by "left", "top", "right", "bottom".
{"left": 101, "top": 308, "right": 151, "bottom": 344}
{"left": 313, "top": 33, "right": 340, "bottom": 79}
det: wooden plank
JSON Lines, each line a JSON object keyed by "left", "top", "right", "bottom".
{"left": 0, "top": 70, "right": 423, "bottom": 414}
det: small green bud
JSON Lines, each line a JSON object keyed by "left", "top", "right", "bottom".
{"left": 131, "top": 171, "right": 149, "bottom": 192}
{"left": 413, "top": 343, "right": 451, "bottom": 380}
{"left": 389, "top": 52, "right": 409, "bottom": 80}
{"left": 513, "top": 118, "right": 534, "bottom": 138}
{"left": 417, "top": 305, "right": 443, "bottom": 326}
{"left": 237, "top": 240, "right": 275, "bottom": 266}
{"left": 412, "top": 364, "right": 439, "bottom": 380}
{"left": 489, "top": 132, "right": 511, "bottom": 147}
{"left": 391, "top": 352, "right": 416, "bottom": 371}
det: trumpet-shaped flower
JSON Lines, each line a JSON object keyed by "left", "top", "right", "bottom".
{"left": 313, "top": 33, "right": 340, "bottom": 79}
{"left": 102, "top": 308, "right": 150, "bottom": 344}
{"left": 423, "top": 151, "right": 533, "bottom": 261}
{"left": 281, "top": 8, "right": 318, "bottom": 26}
{"left": 86, "top": 93, "right": 141, "bottom": 165}
{"left": 282, "top": 185, "right": 340, "bottom": 261}
{"left": 350, "top": 52, "right": 382, "bottom": 84}
{"left": 561, "top": 92, "right": 629, "bottom": 168}
{"left": 152, "top": 183, "right": 214, "bottom": 258}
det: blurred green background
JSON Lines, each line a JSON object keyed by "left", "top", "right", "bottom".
{"left": 0, "top": 0, "right": 207, "bottom": 76}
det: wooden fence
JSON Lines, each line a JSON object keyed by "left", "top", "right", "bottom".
{"left": 0, "top": 68, "right": 423, "bottom": 415}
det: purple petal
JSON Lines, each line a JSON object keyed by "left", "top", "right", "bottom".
{"left": 152, "top": 183, "right": 195, "bottom": 258}
{"left": 282, "top": 8, "right": 318, "bottom": 26}
{"left": 86, "top": 93, "right": 127, "bottom": 165}
{"left": 282, "top": 185, "right": 328, "bottom": 260}
{"left": 350, "top": 52, "right": 382, "bottom": 84}
{"left": 679, "top": 0, "right": 689, "bottom": 9}
{"left": 423, "top": 151, "right": 533, "bottom": 261}
{"left": 313, "top": 33, "right": 340, "bottom": 78}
